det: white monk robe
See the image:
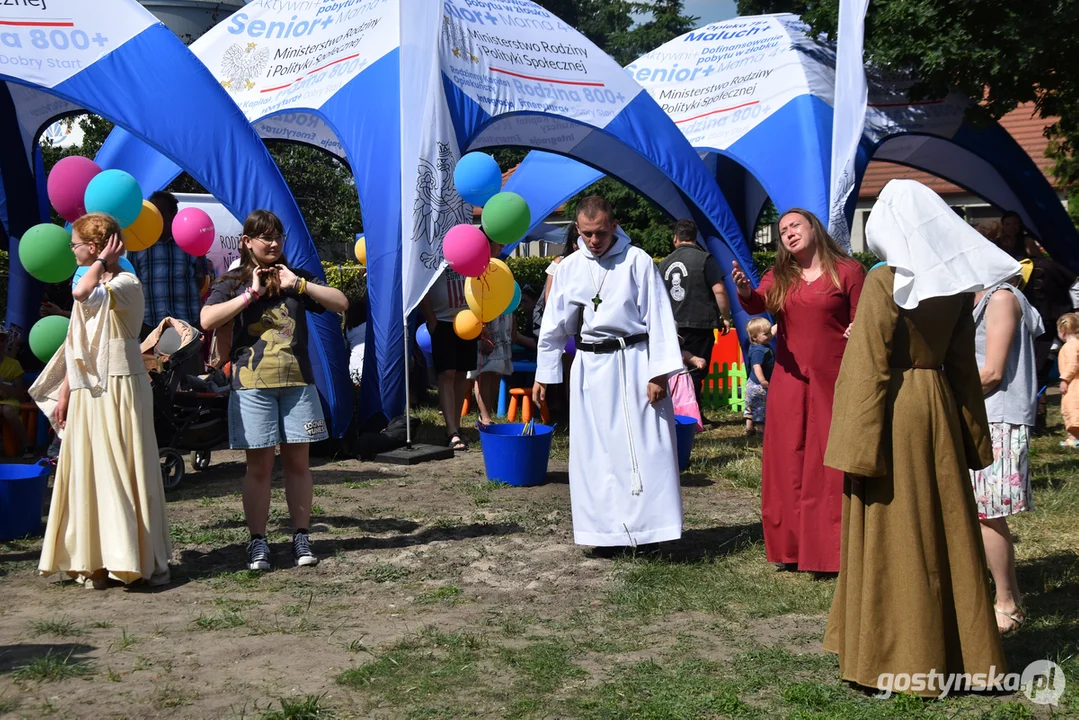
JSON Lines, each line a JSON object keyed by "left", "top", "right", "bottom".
{"left": 537, "top": 229, "right": 685, "bottom": 546}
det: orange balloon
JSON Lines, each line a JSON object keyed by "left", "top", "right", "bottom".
{"left": 122, "top": 199, "right": 163, "bottom": 251}
{"left": 453, "top": 309, "right": 483, "bottom": 340}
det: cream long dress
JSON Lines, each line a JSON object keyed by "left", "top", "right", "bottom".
{"left": 30, "top": 272, "right": 171, "bottom": 584}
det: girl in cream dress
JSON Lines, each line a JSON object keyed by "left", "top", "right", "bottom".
{"left": 30, "top": 213, "right": 171, "bottom": 589}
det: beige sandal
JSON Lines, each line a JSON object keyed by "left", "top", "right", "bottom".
{"left": 994, "top": 605, "right": 1025, "bottom": 635}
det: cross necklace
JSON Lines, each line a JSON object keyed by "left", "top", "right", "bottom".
{"left": 587, "top": 257, "right": 611, "bottom": 312}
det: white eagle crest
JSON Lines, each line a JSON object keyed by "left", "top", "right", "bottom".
{"left": 220, "top": 42, "right": 271, "bottom": 93}
{"left": 413, "top": 141, "right": 470, "bottom": 269}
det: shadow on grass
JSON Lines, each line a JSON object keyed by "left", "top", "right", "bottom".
{"left": 0, "top": 643, "right": 95, "bottom": 674}
{"left": 204, "top": 516, "right": 422, "bottom": 536}
{"left": 175, "top": 521, "right": 524, "bottom": 582}
{"left": 679, "top": 473, "right": 716, "bottom": 488}
{"left": 1006, "top": 551, "right": 1079, "bottom": 670}
{"left": 165, "top": 466, "right": 409, "bottom": 503}
{"left": 591, "top": 524, "right": 764, "bottom": 564}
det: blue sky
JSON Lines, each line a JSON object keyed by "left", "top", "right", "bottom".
{"left": 683, "top": 0, "right": 739, "bottom": 25}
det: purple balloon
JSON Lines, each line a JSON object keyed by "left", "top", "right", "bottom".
{"left": 565, "top": 337, "right": 576, "bottom": 358}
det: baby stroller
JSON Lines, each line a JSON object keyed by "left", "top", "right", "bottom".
{"left": 140, "top": 319, "right": 230, "bottom": 490}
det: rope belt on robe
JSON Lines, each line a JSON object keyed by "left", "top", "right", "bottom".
{"left": 577, "top": 333, "right": 648, "bottom": 496}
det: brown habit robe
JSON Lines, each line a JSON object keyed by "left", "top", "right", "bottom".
{"left": 823, "top": 266, "right": 1007, "bottom": 696}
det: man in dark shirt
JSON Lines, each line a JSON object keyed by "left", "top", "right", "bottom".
{"left": 658, "top": 220, "right": 732, "bottom": 414}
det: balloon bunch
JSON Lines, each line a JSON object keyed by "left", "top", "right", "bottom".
{"left": 20, "top": 156, "right": 218, "bottom": 363}
{"left": 444, "top": 152, "right": 529, "bottom": 340}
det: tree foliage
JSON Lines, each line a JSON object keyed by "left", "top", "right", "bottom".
{"left": 736, "top": 0, "right": 1079, "bottom": 222}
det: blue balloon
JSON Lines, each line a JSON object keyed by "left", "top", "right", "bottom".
{"left": 501, "top": 281, "right": 522, "bottom": 317}
{"left": 416, "top": 323, "right": 433, "bottom": 355}
{"left": 71, "top": 256, "right": 137, "bottom": 289}
{"left": 453, "top": 152, "right": 502, "bottom": 207}
{"left": 83, "top": 169, "right": 143, "bottom": 227}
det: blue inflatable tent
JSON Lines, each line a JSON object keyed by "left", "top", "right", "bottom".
{"left": 96, "top": 0, "right": 759, "bottom": 424}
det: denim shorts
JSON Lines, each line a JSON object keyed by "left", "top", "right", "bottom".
{"left": 229, "top": 385, "right": 329, "bottom": 449}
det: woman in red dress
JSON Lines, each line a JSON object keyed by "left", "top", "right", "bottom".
{"left": 732, "top": 209, "right": 865, "bottom": 573}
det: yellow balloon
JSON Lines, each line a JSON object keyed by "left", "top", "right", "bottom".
{"left": 354, "top": 236, "right": 366, "bottom": 265}
{"left": 464, "top": 258, "right": 515, "bottom": 322}
{"left": 454, "top": 309, "right": 483, "bottom": 340}
{"left": 122, "top": 200, "right": 163, "bottom": 251}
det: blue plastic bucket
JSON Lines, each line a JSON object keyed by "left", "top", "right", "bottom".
{"left": 0, "top": 461, "right": 52, "bottom": 541}
{"left": 675, "top": 415, "right": 697, "bottom": 472}
{"left": 478, "top": 423, "right": 555, "bottom": 487}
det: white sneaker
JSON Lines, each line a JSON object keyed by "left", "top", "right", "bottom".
{"left": 246, "top": 537, "right": 272, "bottom": 571}
{"left": 292, "top": 532, "right": 319, "bottom": 567}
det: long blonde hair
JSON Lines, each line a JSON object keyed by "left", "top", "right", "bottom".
{"left": 766, "top": 209, "right": 856, "bottom": 315}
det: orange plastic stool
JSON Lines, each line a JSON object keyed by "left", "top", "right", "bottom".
{"left": 506, "top": 388, "right": 550, "bottom": 424}
{"left": 2, "top": 402, "right": 38, "bottom": 457}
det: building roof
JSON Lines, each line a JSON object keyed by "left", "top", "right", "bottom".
{"left": 858, "top": 103, "right": 1059, "bottom": 199}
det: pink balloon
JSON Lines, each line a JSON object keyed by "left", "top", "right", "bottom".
{"left": 172, "top": 207, "right": 216, "bottom": 256}
{"left": 47, "top": 155, "right": 102, "bottom": 222}
{"left": 443, "top": 224, "right": 490, "bottom": 278}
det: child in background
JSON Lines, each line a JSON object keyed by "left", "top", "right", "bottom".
{"left": 669, "top": 331, "right": 707, "bottom": 431}
{"left": 0, "top": 325, "right": 32, "bottom": 458}
{"left": 743, "top": 317, "right": 774, "bottom": 437}
{"left": 471, "top": 241, "right": 515, "bottom": 428}
{"left": 1056, "top": 313, "right": 1079, "bottom": 447}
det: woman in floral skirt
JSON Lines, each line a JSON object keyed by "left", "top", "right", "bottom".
{"left": 970, "top": 262, "right": 1042, "bottom": 634}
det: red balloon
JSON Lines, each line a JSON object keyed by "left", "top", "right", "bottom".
{"left": 443, "top": 224, "right": 490, "bottom": 278}
{"left": 172, "top": 207, "right": 216, "bottom": 256}
{"left": 47, "top": 155, "right": 101, "bottom": 222}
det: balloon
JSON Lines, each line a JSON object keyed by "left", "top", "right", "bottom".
{"left": 501, "top": 281, "right": 522, "bottom": 317}
{"left": 28, "top": 315, "right": 69, "bottom": 363}
{"left": 47, "top": 155, "right": 101, "bottom": 222}
{"left": 19, "top": 223, "right": 76, "bottom": 284}
{"left": 122, "top": 200, "right": 163, "bottom": 251}
{"left": 416, "top": 323, "right": 433, "bottom": 354}
{"left": 443, "top": 224, "right": 490, "bottom": 278}
{"left": 173, "top": 207, "right": 216, "bottom": 256}
{"left": 83, "top": 169, "right": 143, "bottom": 227}
{"left": 453, "top": 152, "right": 503, "bottom": 207}
{"left": 453, "top": 309, "right": 483, "bottom": 340}
{"left": 565, "top": 337, "right": 576, "bottom": 359}
{"left": 481, "top": 192, "right": 531, "bottom": 245}
{"left": 71, "top": 256, "right": 137, "bottom": 288}
{"left": 465, "top": 258, "right": 515, "bottom": 322}
{"left": 354, "top": 236, "right": 366, "bottom": 265}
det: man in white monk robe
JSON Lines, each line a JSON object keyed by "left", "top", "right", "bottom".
{"left": 533, "top": 196, "right": 685, "bottom": 550}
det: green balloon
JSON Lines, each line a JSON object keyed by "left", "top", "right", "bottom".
{"left": 481, "top": 192, "right": 531, "bottom": 245}
{"left": 29, "top": 315, "right": 70, "bottom": 364}
{"left": 19, "top": 223, "right": 76, "bottom": 284}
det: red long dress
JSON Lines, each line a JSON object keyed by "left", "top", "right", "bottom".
{"left": 739, "top": 260, "right": 865, "bottom": 572}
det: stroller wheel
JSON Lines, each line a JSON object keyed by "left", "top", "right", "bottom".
{"left": 160, "top": 448, "right": 185, "bottom": 491}
{"left": 192, "top": 450, "right": 211, "bottom": 472}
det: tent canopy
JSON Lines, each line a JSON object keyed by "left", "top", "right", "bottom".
{"left": 0, "top": 0, "right": 318, "bottom": 382}
{"left": 98, "top": 0, "right": 758, "bottom": 423}
{"left": 505, "top": 13, "right": 1079, "bottom": 271}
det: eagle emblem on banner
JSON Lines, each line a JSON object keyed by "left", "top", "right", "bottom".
{"left": 220, "top": 43, "right": 271, "bottom": 93}
{"left": 413, "top": 142, "right": 470, "bottom": 270}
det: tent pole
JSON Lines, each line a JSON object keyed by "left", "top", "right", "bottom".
{"left": 403, "top": 314, "right": 413, "bottom": 449}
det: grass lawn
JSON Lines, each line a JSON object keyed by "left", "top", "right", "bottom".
{"left": 0, "top": 401, "right": 1074, "bottom": 718}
